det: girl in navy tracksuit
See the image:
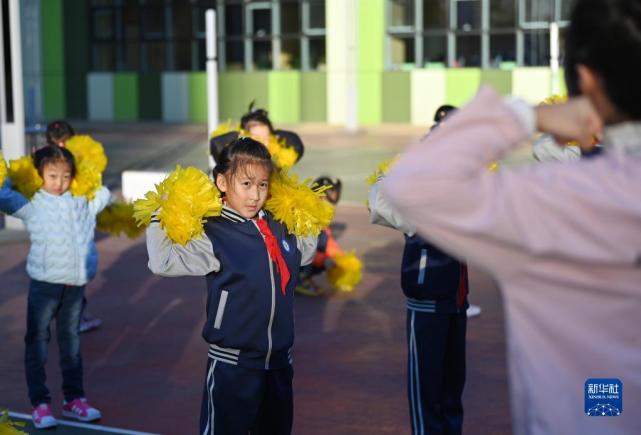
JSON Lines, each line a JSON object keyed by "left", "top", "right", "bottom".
{"left": 369, "top": 178, "right": 468, "bottom": 435}
{"left": 146, "top": 138, "right": 316, "bottom": 435}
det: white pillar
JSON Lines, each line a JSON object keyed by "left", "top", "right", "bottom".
{"left": 326, "top": 0, "right": 358, "bottom": 129}
{"left": 206, "top": 8, "right": 219, "bottom": 170}
{"left": 1, "top": 0, "right": 26, "bottom": 230}
{"left": 550, "top": 22, "right": 560, "bottom": 95}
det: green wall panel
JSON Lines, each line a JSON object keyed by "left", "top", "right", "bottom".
{"left": 358, "top": 73, "right": 383, "bottom": 124}
{"left": 41, "top": 0, "right": 65, "bottom": 118}
{"left": 139, "top": 73, "right": 162, "bottom": 120}
{"left": 300, "top": 72, "right": 327, "bottom": 122}
{"left": 268, "top": 72, "right": 301, "bottom": 124}
{"left": 446, "top": 69, "right": 482, "bottom": 106}
{"left": 218, "top": 73, "right": 269, "bottom": 123}
{"left": 42, "top": 75, "right": 65, "bottom": 119}
{"left": 357, "top": 0, "right": 384, "bottom": 124}
{"left": 189, "top": 72, "right": 208, "bottom": 123}
{"left": 382, "top": 72, "right": 410, "bottom": 122}
{"left": 63, "top": 0, "right": 88, "bottom": 118}
{"left": 480, "top": 70, "right": 512, "bottom": 96}
{"left": 114, "top": 74, "right": 139, "bottom": 121}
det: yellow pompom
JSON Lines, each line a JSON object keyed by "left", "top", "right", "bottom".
{"left": 365, "top": 155, "right": 399, "bottom": 186}
{"left": 97, "top": 202, "right": 145, "bottom": 239}
{"left": 65, "top": 135, "right": 108, "bottom": 173}
{"left": 8, "top": 156, "right": 42, "bottom": 199}
{"left": 0, "top": 152, "right": 7, "bottom": 187}
{"left": 327, "top": 251, "right": 363, "bottom": 292}
{"left": 0, "top": 409, "right": 27, "bottom": 435}
{"left": 70, "top": 160, "right": 102, "bottom": 200}
{"left": 133, "top": 165, "right": 223, "bottom": 245}
{"left": 265, "top": 170, "right": 335, "bottom": 237}
{"left": 541, "top": 94, "right": 567, "bottom": 105}
{"left": 487, "top": 162, "right": 499, "bottom": 172}
{"left": 264, "top": 135, "right": 298, "bottom": 169}
{"left": 210, "top": 120, "right": 240, "bottom": 137}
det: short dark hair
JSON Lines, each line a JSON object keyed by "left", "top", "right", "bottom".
{"left": 212, "top": 137, "right": 274, "bottom": 190}
{"left": 433, "top": 105, "right": 457, "bottom": 123}
{"left": 313, "top": 175, "right": 342, "bottom": 205}
{"left": 240, "top": 101, "right": 274, "bottom": 132}
{"left": 564, "top": 0, "right": 641, "bottom": 119}
{"left": 46, "top": 120, "right": 75, "bottom": 145}
{"left": 33, "top": 146, "right": 76, "bottom": 178}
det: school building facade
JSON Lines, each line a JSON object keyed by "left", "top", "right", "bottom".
{"left": 22, "top": 0, "right": 571, "bottom": 127}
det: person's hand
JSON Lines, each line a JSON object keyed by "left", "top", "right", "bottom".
{"left": 535, "top": 97, "right": 603, "bottom": 151}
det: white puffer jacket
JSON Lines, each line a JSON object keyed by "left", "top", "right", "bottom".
{"left": 1, "top": 186, "right": 110, "bottom": 286}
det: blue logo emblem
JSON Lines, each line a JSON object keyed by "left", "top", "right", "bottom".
{"left": 585, "top": 378, "right": 622, "bottom": 416}
{"left": 281, "top": 240, "right": 290, "bottom": 252}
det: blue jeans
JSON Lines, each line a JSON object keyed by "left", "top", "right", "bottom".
{"left": 25, "top": 279, "right": 85, "bottom": 406}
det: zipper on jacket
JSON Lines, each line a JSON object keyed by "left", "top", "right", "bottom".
{"left": 265, "top": 252, "right": 276, "bottom": 369}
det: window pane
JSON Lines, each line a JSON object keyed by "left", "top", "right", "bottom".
{"left": 93, "top": 9, "right": 115, "bottom": 40}
{"left": 252, "top": 8, "right": 272, "bottom": 37}
{"left": 456, "top": 0, "right": 481, "bottom": 31}
{"left": 423, "top": 0, "right": 448, "bottom": 30}
{"left": 123, "top": 0, "right": 140, "bottom": 40}
{"left": 560, "top": 0, "right": 574, "bottom": 21}
{"left": 225, "top": 4, "right": 243, "bottom": 36}
{"left": 173, "top": 41, "right": 192, "bottom": 71}
{"left": 142, "top": 41, "right": 165, "bottom": 71}
{"left": 123, "top": 42, "right": 140, "bottom": 70}
{"left": 423, "top": 34, "right": 447, "bottom": 66}
{"left": 172, "top": 2, "right": 192, "bottom": 40}
{"left": 281, "top": 2, "right": 301, "bottom": 34}
{"left": 523, "top": 0, "right": 553, "bottom": 23}
{"left": 390, "top": 35, "right": 415, "bottom": 67}
{"left": 141, "top": 6, "right": 165, "bottom": 39}
{"left": 253, "top": 40, "right": 272, "bottom": 70}
{"left": 309, "top": 37, "right": 326, "bottom": 70}
{"left": 281, "top": 38, "right": 300, "bottom": 69}
{"left": 490, "top": 33, "right": 516, "bottom": 67}
{"left": 390, "top": 0, "right": 414, "bottom": 27}
{"left": 93, "top": 43, "right": 116, "bottom": 70}
{"left": 455, "top": 34, "right": 481, "bottom": 66}
{"left": 524, "top": 30, "right": 550, "bottom": 65}
{"left": 225, "top": 39, "right": 244, "bottom": 70}
{"left": 490, "top": 0, "right": 515, "bottom": 28}
{"left": 309, "top": 1, "right": 326, "bottom": 30}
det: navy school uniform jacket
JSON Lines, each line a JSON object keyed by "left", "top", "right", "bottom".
{"left": 369, "top": 180, "right": 468, "bottom": 313}
{"left": 146, "top": 206, "right": 317, "bottom": 369}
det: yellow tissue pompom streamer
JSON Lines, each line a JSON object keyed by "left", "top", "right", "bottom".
{"left": 65, "top": 135, "right": 108, "bottom": 173}
{"left": 8, "top": 156, "right": 42, "bottom": 199}
{"left": 0, "top": 152, "right": 7, "bottom": 187}
{"left": 327, "top": 251, "right": 363, "bottom": 292}
{"left": 365, "top": 155, "right": 399, "bottom": 186}
{"left": 133, "top": 165, "right": 223, "bottom": 245}
{"left": 542, "top": 94, "right": 567, "bottom": 105}
{"left": 265, "top": 170, "right": 335, "bottom": 237}
{"left": 97, "top": 201, "right": 145, "bottom": 239}
{"left": 264, "top": 135, "right": 298, "bottom": 169}
{"left": 0, "top": 410, "right": 27, "bottom": 435}
{"left": 210, "top": 120, "right": 240, "bottom": 137}
{"left": 70, "top": 160, "right": 102, "bottom": 200}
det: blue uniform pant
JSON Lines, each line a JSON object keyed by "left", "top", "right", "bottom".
{"left": 199, "top": 359, "right": 293, "bottom": 435}
{"left": 25, "top": 279, "right": 85, "bottom": 406}
{"left": 406, "top": 309, "right": 467, "bottom": 435}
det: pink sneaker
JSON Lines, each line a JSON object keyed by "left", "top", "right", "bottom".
{"left": 32, "top": 403, "right": 57, "bottom": 429}
{"left": 62, "top": 398, "right": 102, "bottom": 422}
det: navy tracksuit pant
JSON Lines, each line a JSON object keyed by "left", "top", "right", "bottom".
{"left": 406, "top": 307, "right": 467, "bottom": 435}
{"left": 199, "top": 359, "right": 294, "bottom": 435}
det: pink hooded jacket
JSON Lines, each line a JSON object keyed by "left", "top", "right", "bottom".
{"left": 383, "top": 87, "right": 641, "bottom": 435}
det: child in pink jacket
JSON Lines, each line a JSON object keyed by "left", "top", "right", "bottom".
{"left": 383, "top": 1, "right": 641, "bottom": 434}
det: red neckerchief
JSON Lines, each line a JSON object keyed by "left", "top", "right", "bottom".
{"left": 255, "top": 218, "right": 290, "bottom": 296}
